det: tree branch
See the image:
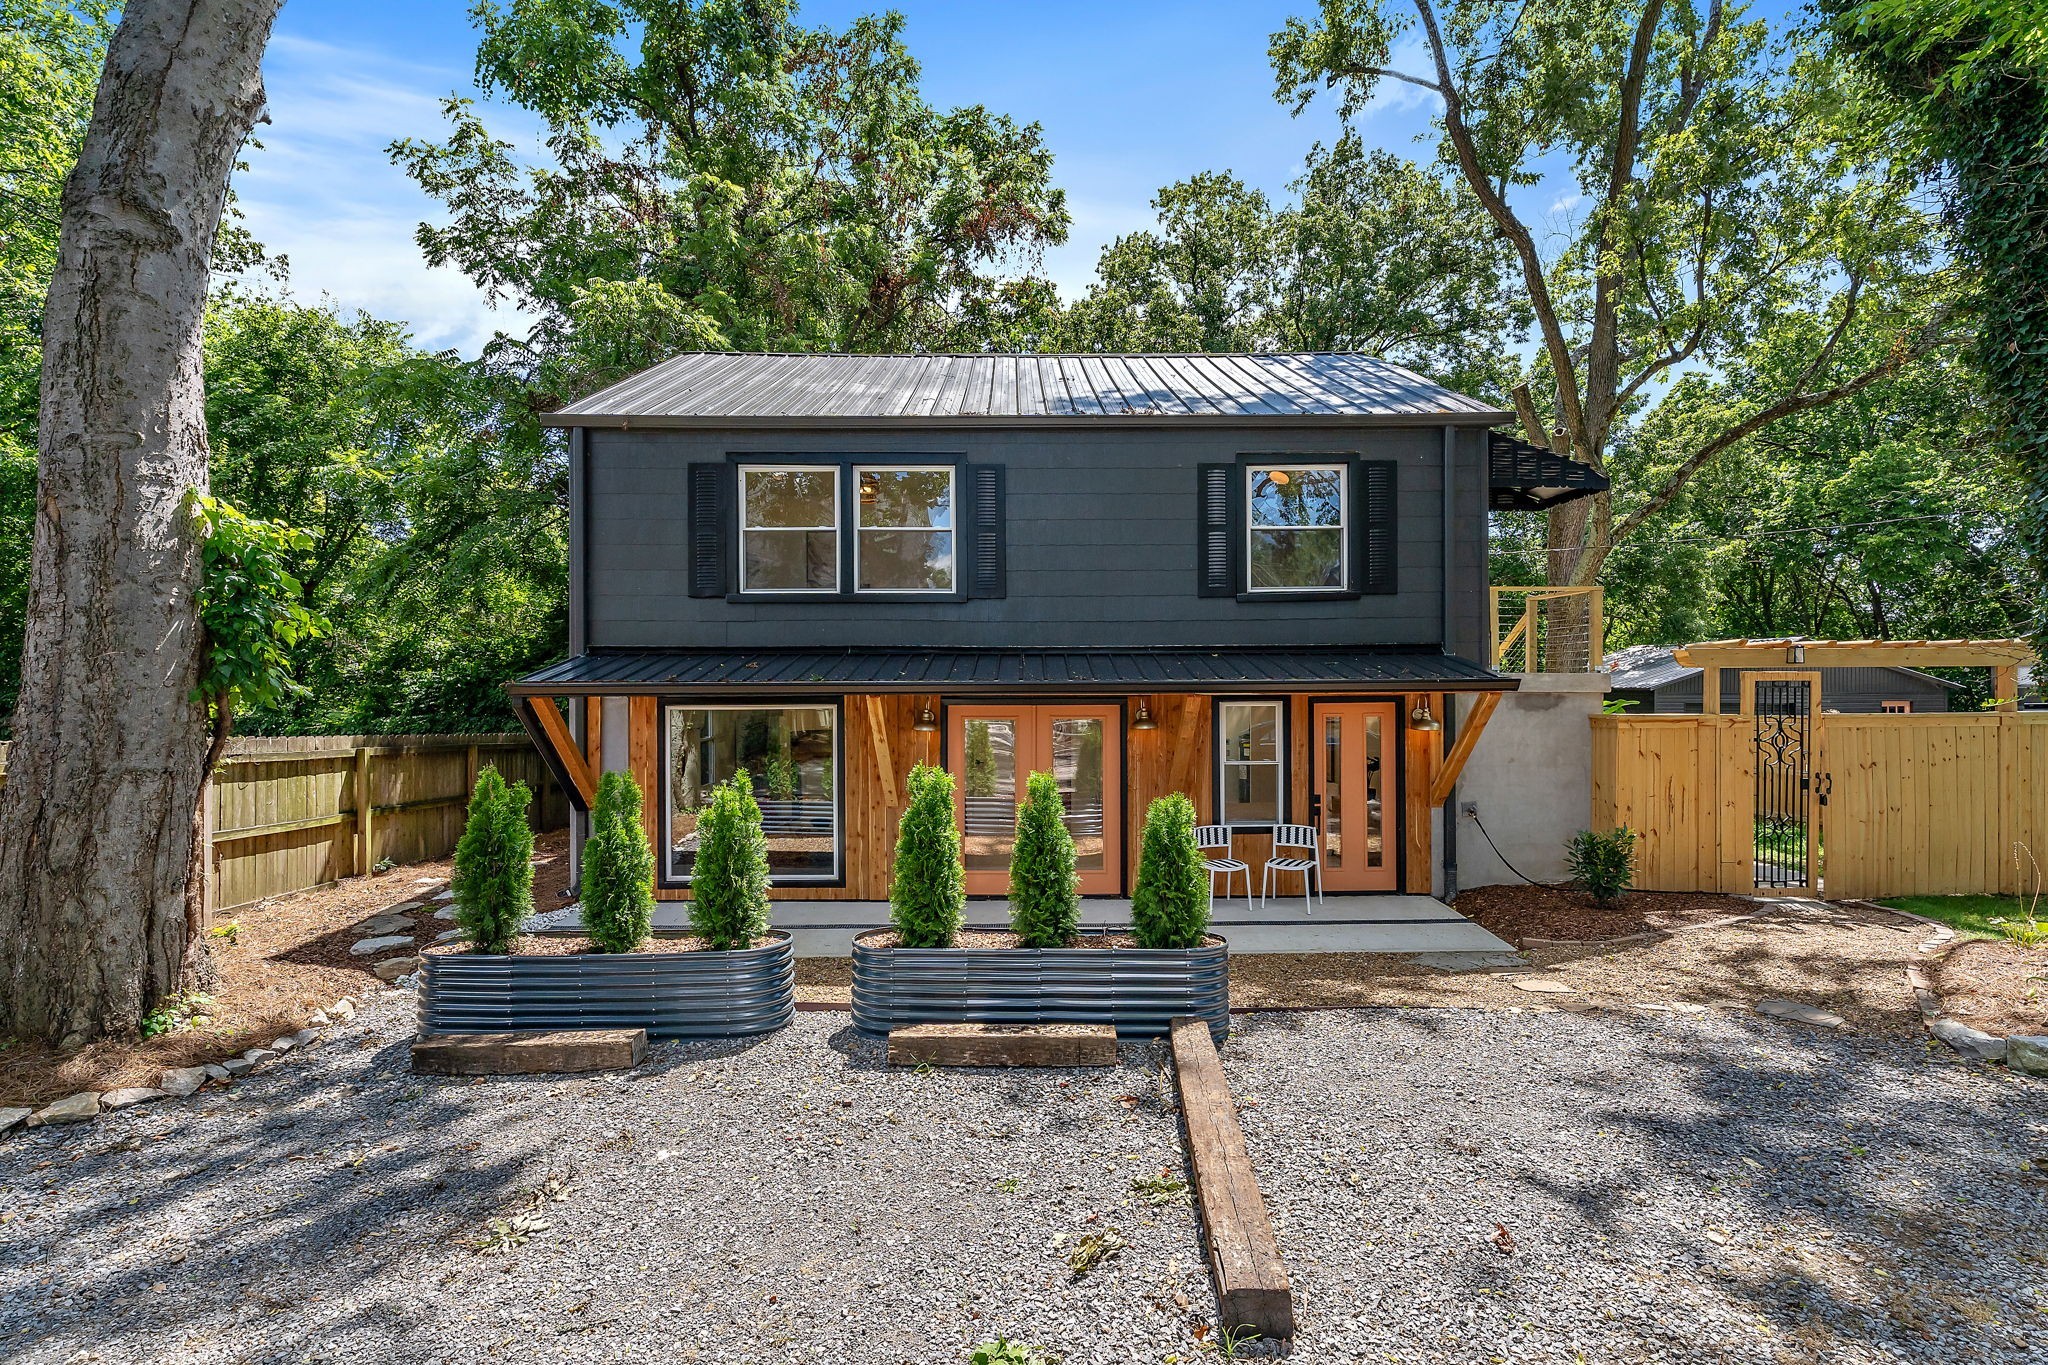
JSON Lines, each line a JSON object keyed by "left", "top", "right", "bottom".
{"left": 1608, "top": 301, "right": 1965, "bottom": 548}
{"left": 1407, "top": 0, "right": 1589, "bottom": 445}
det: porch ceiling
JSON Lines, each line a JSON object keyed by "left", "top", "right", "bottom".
{"left": 508, "top": 646, "right": 1518, "bottom": 696}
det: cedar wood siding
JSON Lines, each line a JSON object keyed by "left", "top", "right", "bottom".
{"left": 582, "top": 424, "right": 1493, "bottom": 660}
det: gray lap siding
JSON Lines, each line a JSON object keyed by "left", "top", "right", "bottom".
{"left": 583, "top": 425, "right": 1490, "bottom": 658}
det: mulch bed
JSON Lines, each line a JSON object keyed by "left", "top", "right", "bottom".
{"left": 853, "top": 928, "right": 1224, "bottom": 951}
{"left": 427, "top": 930, "right": 781, "bottom": 956}
{"left": 1929, "top": 939, "right": 2048, "bottom": 1037}
{"left": 1453, "top": 881, "right": 1763, "bottom": 948}
{"left": 0, "top": 829, "right": 572, "bottom": 1110}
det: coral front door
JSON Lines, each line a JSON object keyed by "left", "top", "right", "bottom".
{"left": 1311, "top": 702, "right": 1399, "bottom": 892}
{"left": 950, "top": 705, "right": 1122, "bottom": 895}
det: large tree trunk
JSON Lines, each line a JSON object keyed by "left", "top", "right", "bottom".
{"left": 0, "top": 0, "right": 282, "bottom": 1048}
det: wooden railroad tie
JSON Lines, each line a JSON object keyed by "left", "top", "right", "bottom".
{"left": 1170, "top": 1015, "right": 1295, "bottom": 1342}
{"left": 886, "top": 1022, "right": 1118, "bottom": 1068}
{"left": 411, "top": 1028, "right": 647, "bottom": 1076}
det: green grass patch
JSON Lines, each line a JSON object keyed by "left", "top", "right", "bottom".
{"left": 1878, "top": 895, "right": 2043, "bottom": 942}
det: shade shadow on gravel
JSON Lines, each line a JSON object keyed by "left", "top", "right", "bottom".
{"left": 1222, "top": 1005, "right": 2045, "bottom": 1363}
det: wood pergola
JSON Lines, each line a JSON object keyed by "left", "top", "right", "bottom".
{"left": 1669, "top": 638, "right": 2037, "bottom": 714}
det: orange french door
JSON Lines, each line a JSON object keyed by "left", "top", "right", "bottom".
{"left": 949, "top": 704, "right": 1122, "bottom": 895}
{"left": 1311, "top": 702, "right": 1400, "bottom": 892}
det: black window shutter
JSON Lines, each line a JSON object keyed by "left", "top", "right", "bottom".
{"left": 1196, "top": 463, "right": 1236, "bottom": 596}
{"left": 966, "top": 464, "right": 1005, "bottom": 598}
{"left": 1356, "top": 459, "right": 1397, "bottom": 595}
{"left": 688, "top": 461, "right": 727, "bottom": 598}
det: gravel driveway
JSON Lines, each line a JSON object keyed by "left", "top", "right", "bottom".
{"left": 3, "top": 993, "right": 2042, "bottom": 1364}
{"left": 1227, "top": 1008, "right": 2046, "bottom": 1364}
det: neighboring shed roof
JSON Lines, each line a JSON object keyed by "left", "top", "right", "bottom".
{"left": 510, "top": 646, "right": 1516, "bottom": 695}
{"left": 1604, "top": 644, "right": 1963, "bottom": 692}
{"left": 543, "top": 352, "right": 1511, "bottom": 428}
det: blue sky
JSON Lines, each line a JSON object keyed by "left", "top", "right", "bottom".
{"left": 237, "top": 0, "right": 1804, "bottom": 356}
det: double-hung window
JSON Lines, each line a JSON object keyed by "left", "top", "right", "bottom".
{"left": 1217, "top": 700, "right": 1285, "bottom": 826}
{"left": 731, "top": 461, "right": 958, "bottom": 597}
{"left": 740, "top": 466, "right": 838, "bottom": 593}
{"left": 855, "top": 466, "right": 954, "bottom": 592}
{"left": 1247, "top": 464, "right": 1346, "bottom": 592}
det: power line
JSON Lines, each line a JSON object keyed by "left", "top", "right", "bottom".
{"left": 1495, "top": 506, "right": 2011, "bottom": 555}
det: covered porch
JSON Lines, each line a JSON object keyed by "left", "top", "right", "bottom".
{"left": 510, "top": 645, "right": 1520, "bottom": 916}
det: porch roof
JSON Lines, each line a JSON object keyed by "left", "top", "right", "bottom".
{"left": 509, "top": 646, "right": 1516, "bottom": 696}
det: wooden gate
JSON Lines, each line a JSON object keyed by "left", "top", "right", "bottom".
{"left": 1592, "top": 711, "right": 2048, "bottom": 898}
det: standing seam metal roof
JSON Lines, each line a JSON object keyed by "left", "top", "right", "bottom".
{"left": 544, "top": 352, "right": 1508, "bottom": 425}
{"left": 509, "top": 647, "right": 1514, "bottom": 693}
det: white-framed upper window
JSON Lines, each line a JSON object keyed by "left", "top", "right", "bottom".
{"left": 740, "top": 466, "right": 839, "bottom": 593}
{"left": 1217, "top": 699, "right": 1285, "bottom": 826}
{"left": 856, "top": 466, "right": 954, "bottom": 592}
{"left": 1247, "top": 464, "right": 1346, "bottom": 592}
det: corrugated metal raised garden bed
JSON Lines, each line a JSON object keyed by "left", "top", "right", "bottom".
{"left": 419, "top": 931, "right": 795, "bottom": 1040}
{"left": 851, "top": 931, "right": 1228, "bottom": 1043}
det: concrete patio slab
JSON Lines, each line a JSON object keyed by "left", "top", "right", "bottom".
{"left": 526, "top": 895, "right": 1514, "bottom": 958}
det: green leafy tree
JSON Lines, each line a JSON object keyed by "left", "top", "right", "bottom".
{"left": 890, "top": 763, "right": 965, "bottom": 948}
{"left": 186, "top": 494, "right": 331, "bottom": 772}
{"left": 1129, "top": 793, "right": 1210, "bottom": 950}
{"left": 690, "top": 770, "right": 771, "bottom": 950}
{"left": 1826, "top": 0, "right": 2048, "bottom": 655}
{"left": 391, "top": 0, "right": 1070, "bottom": 368}
{"left": 452, "top": 766, "right": 536, "bottom": 954}
{"left": 581, "top": 769, "right": 654, "bottom": 952}
{"left": 1008, "top": 771, "right": 1078, "bottom": 948}
{"left": 1274, "top": 0, "right": 1964, "bottom": 615}
{"left": 1060, "top": 145, "right": 1524, "bottom": 393}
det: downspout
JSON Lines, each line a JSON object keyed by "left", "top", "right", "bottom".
{"left": 1441, "top": 425, "right": 1459, "bottom": 900}
{"left": 566, "top": 425, "right": 588, "bottom": 898}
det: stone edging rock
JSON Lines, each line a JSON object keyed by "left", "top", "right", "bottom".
{"left": 1850, "top": 898, "right": 2048, "bottom": 1076}
{"left": 0, "top": 990, "right": 374, "bottom": 1139}
{"left": 2, "top": 882, "right": 467, "bottom": 1137}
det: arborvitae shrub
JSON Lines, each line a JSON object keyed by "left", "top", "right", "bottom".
{"left": 582, "top": 770, "right": 655, "bottom": 953}
{"left": 1009, "top": 770, "right": 1078, "bottom": 947}
{"left": 451, "top": 765, "right": 534, "bottom": 954}
{"left": 1129, "top": 792, "right": 1210, "bottom": 950}
{"left": 1565, "top": 826, "right": 1636, "bottom": 907}
{"left": 890, "top": 763, "right": 965, "bottom": 948}
{"left": 690, "top": 770, "right": 772, "bottom": 950}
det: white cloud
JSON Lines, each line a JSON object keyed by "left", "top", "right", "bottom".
{"left": 1357, "top": 37, "right": 1442, "bottom": 120}
{"left": 232, "top": 31, "right": 541, "bottom": 355}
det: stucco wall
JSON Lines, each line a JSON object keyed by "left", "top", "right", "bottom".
{"left": 1449, "top": 673, "right": 1609, "bottom": 890}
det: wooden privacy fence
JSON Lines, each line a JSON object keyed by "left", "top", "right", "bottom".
{"left": 1591, "top": 712, "right": 2048, "bottom": 899}
{"left": 0, "top": 734, "right": 568, "bottom": 911}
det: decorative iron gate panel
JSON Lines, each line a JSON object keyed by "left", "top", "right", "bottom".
{"left": 1749, "top": 675, "right": 1819, "bottom": 890}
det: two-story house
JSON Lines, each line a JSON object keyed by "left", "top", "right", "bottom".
{"left": 509, "top": 352, "right": 1604, "bottom": 912}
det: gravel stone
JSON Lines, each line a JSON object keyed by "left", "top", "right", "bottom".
{"left": 4, "top": 999, "right": 2038, "bottom": 1363}
{"left": 0, "top": 996, "right": 1204, "bottom": 1364}
{"left": 331, "top": 997, "right": 357, "bottom": 1021}
{"left": 1222, "top": 1007, "right": 2044, "bottom": 1363}
{"left": 373, "top": 955, "right": 424, "bottom": 981}
{"left": 350, "top": 934, "right": 414, "bottom": 957}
